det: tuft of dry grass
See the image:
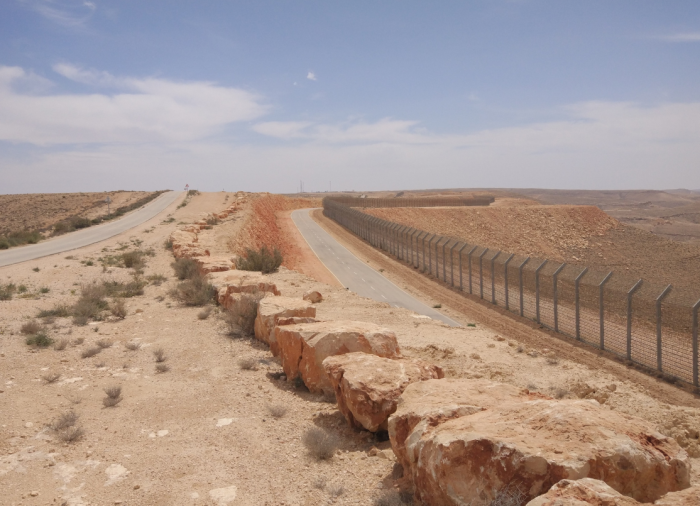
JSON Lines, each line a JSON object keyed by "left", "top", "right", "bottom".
{"left": 125, "top": 341, "right": 141, "bottom": 351}
{"left": 103, "top": 385, "right": 123, "bottom": 407}
{"left": 155, "top": 363, "right": 170, "bottom": 373}
{"left": 152, "top": 348, "right": 167, "bottom": 363}
{"left": 171, "top": 258, "right": 199, "bottom": 280}
{"left": 81, "top": 346, "right": 102, "bottom": 358}
{"left": 42, "top": 372, "right": 61, "bottom": 384}
{"left": 546, "top": 357, "right": 560, "bottom": 366}
{"left": 266, "top": 404, "right": 288, "bottom": 419}
{"left": 110, "top": 298, "right": 127, "bottom": 319}
{"left": 302, "top": 427, "right": 339, "bottom": 460}
{"left": 313, "top": 476, "right": 327, "bottom": 490}
{"left": 96, "top": 338, "right": 112, "bottom": 349}
{"left": 238, "top": 357, "right": 257, "bottom": 371}
{"left": 197, "top": 307, "right": 212, "bottom": 320}
{"left": 49, "top": 410, "right": 85, "bottom": 443}
{"left": 59, "top": 426, "right": 85, "bottom": 443}
{"left": 551, "top": 387, "right": 569, "bottom": 400}
{"left": 72, "top": 337, "right": 85, "bottom": 345}
{"left": 169, "top": 274, "right": 215, "bottom": 306}
{"left": 223, "top": 292, "right": 263, "bottom": 337}
{"left": 53, "top": 338, "right": 69, "bottom": 351}
{"left": 328, "top": 484, "right": 345, "bottom": 498}
{"left": 103, "top": 396, "right": 122, "bottom": 408}
{"left": 20, "top": 320, "right": 43, "bottom": 335}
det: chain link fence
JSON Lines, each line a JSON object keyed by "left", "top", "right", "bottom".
{"left": 323, "top": 197, "right": 700, "bottom": 387}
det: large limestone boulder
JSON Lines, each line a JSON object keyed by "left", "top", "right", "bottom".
{"left": 209, "top": 271, "right": 280, "bottom": 309}
{"left": 526, "top": 478, "right": 641, "bottom": 505}
{"left": 253, "top": 297, "right": 316, "bottom": 354}
{"left": 323, "top": 352, "right": 443, "bottom": 432}
{"left": 196, "top": 256, "right": 233, "bottom": 275}
{"left": 276, "top": 321, "right": 401, "bottom": 395}
{"left": 303, "top": 290, "right": 323, "bottom": 303}
{"left": 403, "top": 397, "right": 689, "bottom": 505}
{"left": 388, "top": 379, "right": 525, "bottom": 472}
{"left": 654, "top": 486, "right": 700, "bottom": 505}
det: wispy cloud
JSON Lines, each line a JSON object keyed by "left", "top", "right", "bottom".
{"left": 26, "top": 0, "right": 96, "bottom": 27}
{"left": 0, "top": 65, "right": 268, "bottom": 144}
{"left": 657, "top": 32, "right": 700, "bottom": 42}
{"left": 306, "top": 71, "right": 317, "bottom": 81}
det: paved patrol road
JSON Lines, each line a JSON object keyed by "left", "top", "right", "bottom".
{"left": 0, "top": 191, "right": 182, "bottom": 268}
{"left": 291, "top": 208, "right": 461, "bottom": 327}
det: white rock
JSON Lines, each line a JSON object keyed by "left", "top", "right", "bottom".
{"left": 209, "top": 485, "right": 238, "bottom": 505}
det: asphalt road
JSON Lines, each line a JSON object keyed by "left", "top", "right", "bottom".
{"left": 291, "top": 209, "right": 461, "bottom": 327}
{"left": 0, "top": 191, "right": 182, "bottom": 268}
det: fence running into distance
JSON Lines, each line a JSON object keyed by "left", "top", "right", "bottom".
{"left": 322, "top": 197, "right": 700, "bottom": 388}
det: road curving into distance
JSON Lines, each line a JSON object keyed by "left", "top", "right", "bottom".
{"left": 291, "top": 208, "right": 461, "bottom": 327}
{"left": 0, "top": 191, "right": 183, "bottom": 268}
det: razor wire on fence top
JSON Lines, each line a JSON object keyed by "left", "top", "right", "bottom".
{"left": 322, "top": 197, "right": 700, "bottom": 388}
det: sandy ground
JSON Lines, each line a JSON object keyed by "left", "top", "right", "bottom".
{"left": 1, "top": 192, "right": 699, "bottom": 506}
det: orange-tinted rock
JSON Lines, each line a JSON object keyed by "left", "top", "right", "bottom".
{"left": 526, "top": 478, "right": 641, "bottom": 505}
{"left": 404, "top": 397, "right": 689, "bottom": 505}
{"left": 253, "top": 297, "right": 316, "bottom": 354}
{"left": 323, "top": 352, "right": 443, "bottom": 432}
{"left": 209, "top": 271, "right": 281, "bottom": 309}
{"left": 303, "top": 290, "right": 323, "bottom": 303}
{"left": 196, "top": 256, "right": 233, "bottom": 274}
{"left": 388, "top": 379, "right": 525, "bottom": 473}
{"left": 654, "top": 486, "right": 700, "bottom": 506}
{"left": 276, "top": 321, "right": 401, "bottom": 395}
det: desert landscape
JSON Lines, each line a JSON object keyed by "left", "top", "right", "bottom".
{"left": 1, "top": 190, "right": 699, "bottom": 506}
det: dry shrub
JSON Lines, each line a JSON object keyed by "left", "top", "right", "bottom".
{"left": 302, "top": 427, "right": 339, "bottom": 460}
{"left": 197, "top": 307, "right": 212, "bottom": 320}
{"left": 26, "top": 332, "right": 53, "bottom": 348}
{"left": 96, "top": 339, "right": 112, "bottom": 349}
{"left": 50, "top": 410, "right": 84, "bottom": 443}
{"left": 266, "top": 404, "right": 288, "bottom": 419}
{"left": 147, "top": 274, "right": 167, "bottom": 286}
{"left": 546, "top": 357, "right": 560, "bottom": 366}
{"left": 72, "top": 284, "right": 108, "bottom": 324}
{"left": 238, "top": 357, "right": 257, "bottom": 371}
{"left": 38, "top": 304, "right": 71, "bottom": 319}
{"left": 125, "top": 342, "right": 141, "bottom": 351}
{"left": 551, "top": 387, "right": 569, "bottom": 400}
{"left": 103, "top": 396, "right": 122, "bottom": 408}
{"left": 81, "top": 346, "right": 102, "bottom": 358}
{"left": 120, "top": 250, "right": 147, "bottom": 269}
{"left": 328, "top": 484, "right": 345, "bottom": 498}
{"left": 42, "top": 372, "right": 61, "bottom": 384}
{"left": 59, "top": 426, "right": 85, "bottom": 443}
{"left": 110, "top": 298, "right": 127, "bottom": 319}
{"left": 171, "top": 258, "right": 200, "bottom": 280}
{"left": 153, "top": 348, "right": 167, "bottom": 362}
{"left": 20, "top": 320, "right": 43, "bottom": 335}
{"left": 155, "top": 363, "right": 170, "bottom": 373}
{"left": 491, "top": 485, "right": 526, "bottom": 506}
{"left": 313, "top": 476, "right": 327, "bottom": 490}
{"left": 103, "top": 385, "right": 123, "bottom": 407}
{"left": 169, "top": 274, "right": 215, "bottom": 306}
{"left": 54, "top": 338, "right": 69, "bottom": 351}
{"left": 236, "top": 245, "right": 283, "bottom": 274}
{"left": 103, "top": 278, "right": 146, "bottom": 298}
{"left": 73, "top": 337, "right": 85, "bottom": 345}
{"left": 223, "top": 292, "right": 263, "bottom": 337}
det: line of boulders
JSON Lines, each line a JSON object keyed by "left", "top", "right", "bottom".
{"left": 208, "top": 271, "right": 696, "bottom": 505}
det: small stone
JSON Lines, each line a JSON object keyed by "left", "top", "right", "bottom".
{"left": 24, "top": 422, "right": 33, "bottom": 428}
{"left": 133, "top": 485, "right": 140, "bottom": 490}
{"left": 606, "top": 383, "right": 617, "bottom": 392}
{"left": 30, "top": 491, "right": 39, "bottom": 497}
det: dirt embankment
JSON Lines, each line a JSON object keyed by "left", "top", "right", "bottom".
{"left": 364, "top": 204, "right": 700, "bottom": 299}
{"left": 0, "top": 192, "right": 157, "bottom": 236}
{"left": 227, "top": 193, "right": 322, "bottom": 269}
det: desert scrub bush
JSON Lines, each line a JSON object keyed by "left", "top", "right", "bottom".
{"left": 26, "top": 331, "right": 53, "bottom": 348}
{"left": 0, "top": 282, "right": 16, "bottom": 300}
{"left": 125, "top": 341, "right": 141, "bottom": 351}
{"left": 164, "top": 238, "right": 174, "bottom": 250}
{"left": 197, "top": 307, "right": 212, "bottom": 320}
{"left": 236, "top": 245, "right": 283, "bottom": 274}
{"left": 169, "top": 274, "right": 215, "bottom": 306}
{"left": 42, "top": 372, "right": 61, "bottom": 384}
{"left": 81, "top": 346, "right": 102, "bottom": 359}
{"left": 102, "top": 278, "right": 146, "bottom": 298}
{"left": 38, "top": 304, "right": 71, "bottom": 319}
{"left": 20, "top": 320, "right": 43, "bottom": 335}
{"left": 49, "top": 410, "right": 84, "bottom": 443}
{"left": 302, "top": 427, "right": 339, "bottom": 460}
{"left": 39, "top": 286, "right": 50, "bottom": 294}
{"left": 110, "top": 298, "right": 127, "bottom": 319}
{"left": 266, "top": 404, "right": 288, "bottom": 419}
{"left": 103, "top": 385, "right": 123, "bottom": 407}
{"left": 238, "top": 357, "right": 257, "bottom": 371}
{"left": 147, "top": 274, "right": 167, "bottom": 286}
{"left": 120, "top": 250, "right": 147, "bottom": 269}
{"left": 72, "top": 284, "right": 109, "bottom": 324}
{"left": 73, "top": 337, "right": 85, "bottom": 345}
{"left": 152, "top": 348, "right": 167, "bottom": 362}
{"left": 0, "top": 229, "right": 42, "bottom": 249}
{"left": 155, "top": 363, "right": 170, "bottom": 373}
{"left": 54, "top": 338, "right": 69, "bottom": 351}
{"left": 223, "top": 292, "right": 263, "bottom": 337}
{"left": 96, "top": 339, "right": 112, "bottom": 349}
{"left": 205, "top": 216, "right": 219, "bottom": 226}
{"left": 171, "top": 258, "right": 199, "bottom": 280}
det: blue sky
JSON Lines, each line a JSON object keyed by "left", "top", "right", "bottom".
{"left": 1, "top": 1, "right": 699, "bottom": 193}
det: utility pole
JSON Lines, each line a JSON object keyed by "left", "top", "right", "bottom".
{"left": 105, "top": 196, "right": 111, "bottom": 216}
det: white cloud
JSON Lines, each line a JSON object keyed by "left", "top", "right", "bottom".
{"left": 27, "top": 0, "right": 96, "bottom": 27}
{"left": 306, "top": 72, "right": 317, "bottom": 81}
{"left": 0, "top": 65, "right": 268, "bottom": 144}
{"left": 658, "top": 32, "right": 700, "bottom": 42}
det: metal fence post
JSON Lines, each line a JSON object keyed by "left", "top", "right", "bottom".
{"left": 427, "top": 235, "right": 435, "bottom": 275}
{"left": 519, "top": 257, "right": 530, "bottom": 317}
{"left": 598, "top": 272, "right": 613, "bottom": 350}
{"left": 468, "top": 246, "right": 477, "bottom": 294}
{"left": 458, "top": 243, "right": 468, "bottom": 291}
{"left": 655, "top": 285, "right": 672, "bottom": 372}
{"left": 422, "top": 234, "right": 431, "bottom": 272}
{"left": 504, "top": 254, "right": 514, "bottom": 310}
{"left": 479, "top": 248, "right": 489, "bottom": 299}
{"left": 450, "top": 242, "right": 458, "bottom": 287}
{"left": 442, "top": 239, "right": 449, "bottom": 282}
{"left": 413, "top": 231, "right": 423, "bottom": 268}
{"left": 490, "top": 251, "right": 501, "bottom": 304}
{"left": 552, "top": 263, "right": 566, "bottom": 332}
{"left": 694, "top": 299, "right": 700, "bottom": 387}
{"left": 626, "top": 279, "right": 644, "bottom": 361}
{"left": 535, "top": 260, "right": 548, "bottom": 324}
{"left": 435, "top": 237, "right": 441, "bottom": 279}
{"left": 575, "top": 267, "right": 588, "bottom": 340}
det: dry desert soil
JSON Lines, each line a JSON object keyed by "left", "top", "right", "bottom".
{"left": 1, "top": 191, "right": 699, "bottom": 506}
